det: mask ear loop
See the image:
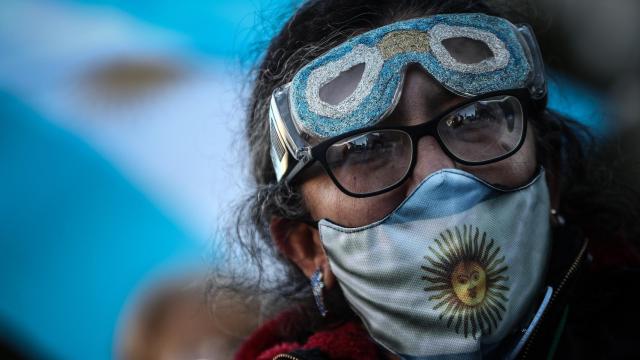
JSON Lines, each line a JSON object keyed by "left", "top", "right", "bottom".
{"left": 298, "top": 216, "right": 319, "bottom": 229}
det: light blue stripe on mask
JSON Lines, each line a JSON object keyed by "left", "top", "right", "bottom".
{"left": 385, "top": 169, "right": 500, "bottom": 225}
{"left": 321, "top": 168, "right": 542, "bottom": 231}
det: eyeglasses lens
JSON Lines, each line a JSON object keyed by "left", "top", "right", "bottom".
{"left": 437, "top": 95, "right": 524, "bottom": 163}
{"left": 326, "top": 130, "right": 412, "bottom": 195}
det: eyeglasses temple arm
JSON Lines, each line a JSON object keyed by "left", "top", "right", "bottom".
{"left": 283, "top": 147, "right": 315, "bottom": 184}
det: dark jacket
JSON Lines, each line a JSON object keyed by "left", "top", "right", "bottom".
{"left": 235, "top": 223, "right": 640, "bottom": 359}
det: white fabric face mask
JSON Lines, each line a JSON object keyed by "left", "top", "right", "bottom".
{"left": 318, "top": 168, "right": 551, "bottom": 359}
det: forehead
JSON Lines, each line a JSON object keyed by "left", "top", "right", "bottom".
{"left": 379, "top": 66, "right": 462, "bottom": 127}
{"left": 288, "top": 13, "right": 531, "bottom": 138}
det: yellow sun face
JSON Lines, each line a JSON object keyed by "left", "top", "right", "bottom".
{"left": 451, "top": 261, "right": 486, "bottom": 306}
{"left": 421, "top": 225, "right": 510, "bottom": 339}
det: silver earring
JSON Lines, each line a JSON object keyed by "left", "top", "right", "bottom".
{"left": 550, "top": 208, "right": 566, "bottom": 227}
{"left": 311, "top": 268, "right": 328, "bottom": 317}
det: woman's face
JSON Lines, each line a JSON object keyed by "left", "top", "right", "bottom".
{"left": 300, "top": 65, "right": 538, "bottom": 227}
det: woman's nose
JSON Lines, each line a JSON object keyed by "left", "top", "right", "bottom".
{"left": 403, "top": 135, "right": 455, "bottom": 196}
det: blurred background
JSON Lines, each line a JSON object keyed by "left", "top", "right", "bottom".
{"left": 0, "top": 0, "right": 638, "bottom": 359}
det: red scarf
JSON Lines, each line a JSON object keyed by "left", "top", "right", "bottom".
{"left": 235, "top": 310, "right": 382, "bottom": 360}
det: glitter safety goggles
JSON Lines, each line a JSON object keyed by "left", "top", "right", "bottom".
{"left": 269, "top": 13, "right": 547, "bottom": 192}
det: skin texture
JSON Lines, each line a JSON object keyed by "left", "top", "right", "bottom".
{"left": 269, "top": 65, "right": 540, "bottom": 358}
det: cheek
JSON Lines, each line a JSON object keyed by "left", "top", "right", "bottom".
{"left": 301, "top": 175, "right": 407, "bottom": 227}
{"left": 457, "top": 121, "right": 537, "bottom": 187}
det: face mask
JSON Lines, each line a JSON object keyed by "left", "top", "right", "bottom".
{"left": 318, "top": 168, "right": 551, "bottom": 359}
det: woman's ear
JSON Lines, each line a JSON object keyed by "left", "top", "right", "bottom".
{"left": 269, "top": 217, "right": 336, "bottom": 290}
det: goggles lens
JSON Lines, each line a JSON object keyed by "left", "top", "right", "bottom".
{"left": 322, "top": 95, "right": 525, "bottom": 196}
{"left": 287, "top": 14, "right": 543, "bottom": 139}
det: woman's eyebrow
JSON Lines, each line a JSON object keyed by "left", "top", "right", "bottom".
{"left": 426, "top": 92, "right": 460, "bottom": 114}
{"left": 379, "top": 90, "right": 459, "bottom": 126}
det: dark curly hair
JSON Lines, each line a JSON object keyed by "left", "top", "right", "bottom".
{"left": 208, "top": 0, "right": 640, "bottom": 331}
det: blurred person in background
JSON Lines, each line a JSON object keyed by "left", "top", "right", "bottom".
{"left": 208, "top": 0, "right": 640, "bottom": 359}
{"left": 118, "top": 274, "right": 259, "bottom": 360}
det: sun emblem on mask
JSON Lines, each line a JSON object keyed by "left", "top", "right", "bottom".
{"left": 421, "top": 225, "right": 510, "bottom": 339}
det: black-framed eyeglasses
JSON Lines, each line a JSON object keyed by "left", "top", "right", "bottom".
{"left": 284, "top": 89, "right": 532, "bottom": 198}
